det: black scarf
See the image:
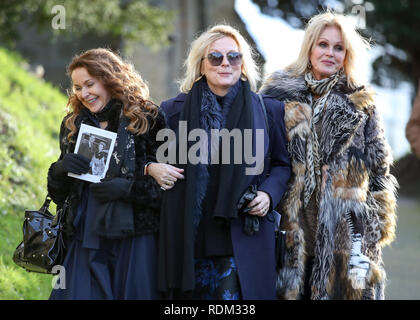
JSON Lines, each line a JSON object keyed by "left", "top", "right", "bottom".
{"left": 158, "top": 77, "right": 253, "bottom": 296}
{"left": 93, "top": 98, "right": 119, "bottom": 122}
{"left": 77, "top": 100, "right": 136, "bottom": 239}
{"left": 77, "top": 98, "right": 121, "bottom": 130}
{"left": 194, "top": 80, "right": 241, "bottom": 233}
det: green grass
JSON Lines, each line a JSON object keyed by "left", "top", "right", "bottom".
{"left": 0, "top": 47, "right": 67, "bottom": 299}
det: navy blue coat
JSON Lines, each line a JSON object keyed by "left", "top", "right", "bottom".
{"left": 160, "top": 91, "right": 291, "bottom": 299}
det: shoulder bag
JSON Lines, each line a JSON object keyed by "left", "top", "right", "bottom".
{"left": 12, "top": 195, "right": 68, "bottom": 274}
{"left": 258, "top": 93, "right": 286, "bottom": 270}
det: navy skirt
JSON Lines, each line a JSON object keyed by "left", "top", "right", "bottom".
{"left": 50, "top": 186, "right": 160, "bottom": 300}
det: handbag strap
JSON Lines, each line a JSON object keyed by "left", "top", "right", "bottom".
{"left": 40, "top": 195, "right": 52, "bottom": 214}
{"left": 258, "top": 93, "right": 274, "bottom": 172}
{"left": 258, "top": 93, "right": 269, "bottom": 131}
{"left": 258, "top": 94, "right": 282, "bottom": 230}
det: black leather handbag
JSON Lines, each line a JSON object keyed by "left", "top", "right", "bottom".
{"left": 13, "top": 195, "right": 68, "bottom": 274}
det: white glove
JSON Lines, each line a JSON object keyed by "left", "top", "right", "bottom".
{"left": 348, "top": 233, "right": 370, "bottom": 289}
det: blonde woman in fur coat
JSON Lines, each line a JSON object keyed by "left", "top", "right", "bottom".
{"left": 260, "top": 12, "right": 397, "bottom": 300}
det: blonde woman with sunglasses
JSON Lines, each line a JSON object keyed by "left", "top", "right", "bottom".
{"left": 156, "top": 24, "right": 291, "bottom": 300}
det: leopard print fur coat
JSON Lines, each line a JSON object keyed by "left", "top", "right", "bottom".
{"left": 260, "top": 71, "right": 398, "bottom": 300}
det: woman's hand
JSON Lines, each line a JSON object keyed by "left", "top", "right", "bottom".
{"left": 147, "top": 163, "right": 184, "bottom": 190}
{"left": 247, "top": 191, "right": 271, "bottom": 217}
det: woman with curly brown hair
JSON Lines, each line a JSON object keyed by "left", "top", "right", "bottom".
{"left": 47, "top": 48, "right": 169, "bottom": 299}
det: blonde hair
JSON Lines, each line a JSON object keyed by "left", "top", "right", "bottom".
{"left": 65, "top": 48, "right": 158, "bottom": 141}
{"left": 179, "top": 24, "right": 260, "bottom": 93}
{"left": 286, "top": 11, "right": 370, "bottom": 87}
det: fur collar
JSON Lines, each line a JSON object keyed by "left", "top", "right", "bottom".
{"left": 260, "top": 70, "right": 375, "bottom": 163}
{"left": 260, "top": 70, "right": 374, "bottom": 113}
{"left": 260, "top": 70, "right": 311, "bottom": 104}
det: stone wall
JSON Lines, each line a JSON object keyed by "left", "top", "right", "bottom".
{"left": 13, "top": 0, "right": 263, "bottom": 105}
{"left": 124, "top": 0, "right": 264, "bottom": 103}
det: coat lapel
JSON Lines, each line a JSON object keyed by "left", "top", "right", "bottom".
{"left": 245, "top": 93, "right": 269, "bottom": 186}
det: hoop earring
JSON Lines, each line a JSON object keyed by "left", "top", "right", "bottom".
{"left": 307, "top": 61, "right": 312, "bottom": 70}
{"left": 194, "top": 74, "right": 204, "bottom": 83}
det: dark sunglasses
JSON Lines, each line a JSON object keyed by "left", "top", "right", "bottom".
{"left": 202, "top": 51, "right": 243, "bottom": 66}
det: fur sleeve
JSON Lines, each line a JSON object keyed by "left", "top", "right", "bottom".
{"left": 364, "top": 106, "right": 398, "bottom": 247}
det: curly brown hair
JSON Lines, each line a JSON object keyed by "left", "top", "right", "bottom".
{"left": 65, "top": 48, "right": 158, "bottom": 141}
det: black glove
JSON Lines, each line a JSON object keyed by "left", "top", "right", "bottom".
{"left": 237, "top": 184, "right": 258, "bottom": 214}
{"left": 90, "top": 177, "right": 133, "bottom": 203}
{"left": 237, "top": 185, "right": 260, "bottom": 236}
{"left": 51, "top": 153, "right": 91, "bottom": 177}
{"left": 243, "top": 214, "right": 260, "bottom": 236}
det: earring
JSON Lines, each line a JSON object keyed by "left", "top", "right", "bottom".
{"left": 195, "top": 74, "right": 204, "bottom": 83}
{"left": 307, "top": 61, "right": 312, "bottom": 70}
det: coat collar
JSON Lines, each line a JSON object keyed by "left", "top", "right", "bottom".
{"left": 261, "top": 70, "right": 373, "bottom": 163}
{"left": 174, "top": 92, "right": 187, "bottom": 102}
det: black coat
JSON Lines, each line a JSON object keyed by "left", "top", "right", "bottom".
{"left": 47, "top": 107, "right": 166, "bottom": 240}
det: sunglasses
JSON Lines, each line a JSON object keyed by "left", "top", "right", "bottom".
{"left": 202, "top": 51, "right": 243, "bottom": 66}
